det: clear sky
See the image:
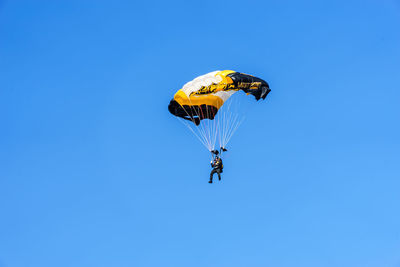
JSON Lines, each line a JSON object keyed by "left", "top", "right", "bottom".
{"left": 1, "top": 0, "right": 400, "bottom": 266}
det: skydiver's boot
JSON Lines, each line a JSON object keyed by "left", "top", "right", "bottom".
{"left": 208, "top": 180, "right": 212, "bottom": 184}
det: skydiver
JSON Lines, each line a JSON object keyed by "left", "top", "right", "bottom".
{"left": 209, "top": 155, "right": 223, "bottom": 184}
{"left": 209, "top": 148, "right": 227, "bottom": 183}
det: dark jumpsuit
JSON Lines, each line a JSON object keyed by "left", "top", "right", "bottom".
{"left": 210, "top": 157, "right": 223, "bottom": 182}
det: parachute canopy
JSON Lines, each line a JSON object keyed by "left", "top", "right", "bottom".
{"left": 168, "top": 70, "right": 270, "bottom": 151}
{"left": 168, "top": 70, "right": 270, "bottom": 125}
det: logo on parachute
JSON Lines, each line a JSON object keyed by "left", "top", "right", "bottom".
{"left": 237, "top": 82, "right": 262, "bottom": 90}
{"left": 190, "top": 83, "right": 238, "bottom": 96}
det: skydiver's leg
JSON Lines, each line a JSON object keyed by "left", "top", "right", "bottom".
{"left": 209, "top": 169, "right": 217, "bottom": 183}
{"left": 217, "top": 169, "right": 221, "bottom": 181}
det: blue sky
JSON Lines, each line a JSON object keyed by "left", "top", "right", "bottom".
{"left": 1, "top": 0, "right": 400, "bottom": 266}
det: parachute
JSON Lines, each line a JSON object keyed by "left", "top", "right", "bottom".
{"left": 168, "top": 70, "right": 270, "bottom": 151}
